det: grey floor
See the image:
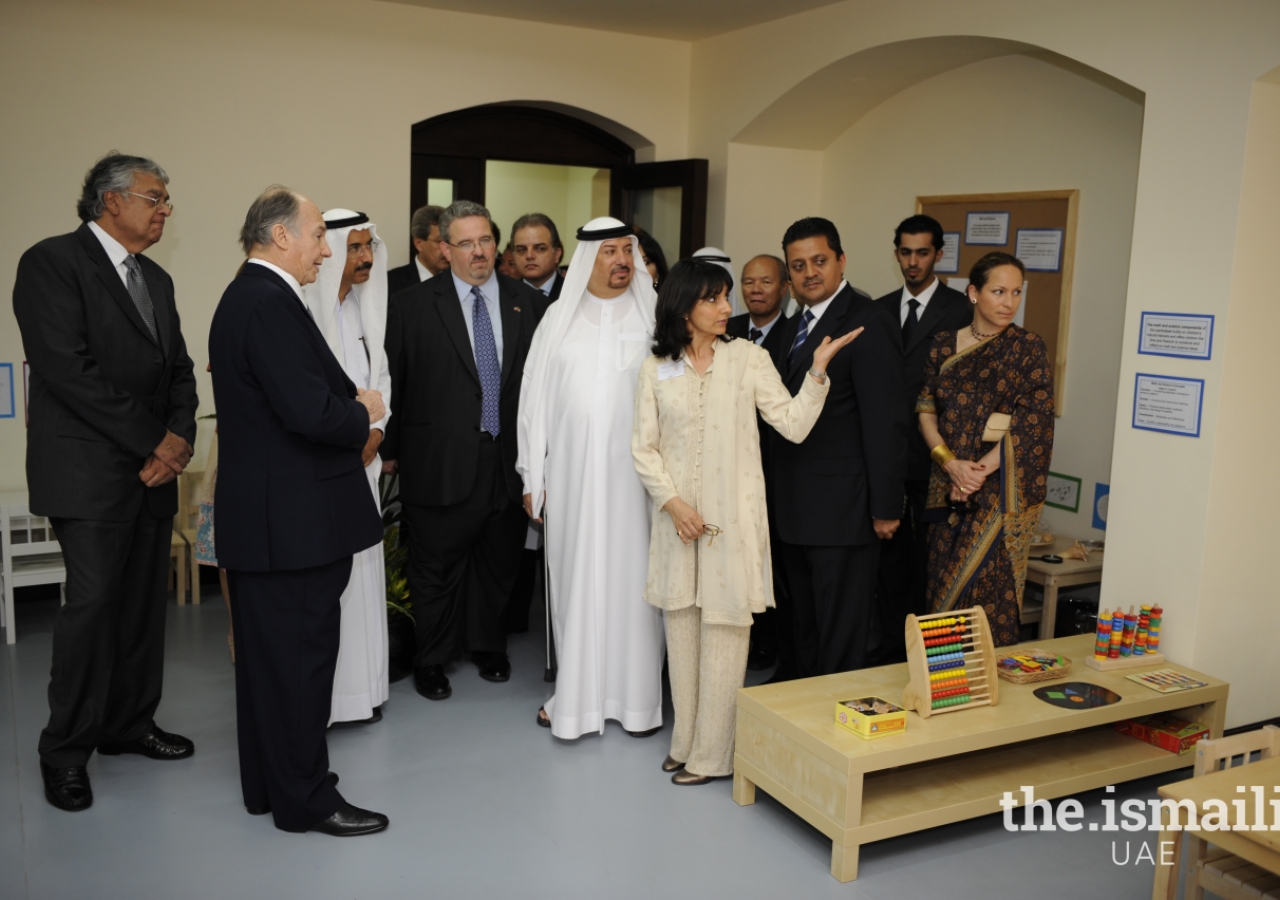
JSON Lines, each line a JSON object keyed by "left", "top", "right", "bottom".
{"left": 1, "top": 588, "right": 1190, "bottom": 900}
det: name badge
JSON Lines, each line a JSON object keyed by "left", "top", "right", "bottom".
{"left": 657, "top": 359, "right": 685, "bottom": 381}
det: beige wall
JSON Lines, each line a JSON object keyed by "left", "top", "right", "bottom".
{"left": 0, "top": 0, "right": 690, "bottom": 479}
{"left": 1194, "top": 72, "right": 1280, "bottom": 728}
{"left": 693, "top": 0, "right": 1280, "bottom": 725}
{"left": 484, "top": 161, "right": 605, "bottom": 260}
{"left": 818, "top": 53, "right": 1143, "bottom": 539}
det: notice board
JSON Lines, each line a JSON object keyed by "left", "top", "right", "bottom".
{"left": 917, "top": 190, "right": 1078, "bottom": 415}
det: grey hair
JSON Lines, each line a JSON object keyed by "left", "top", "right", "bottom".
{"left": 511, "top": 212, "right": 563, "bottom": 251}
{"left": 77, "top": 152, "right": 169, "bottom": 223}
{"left": 438, "top": 200, "right": 492, "bottom": 244}
{"left": 409, "top": 204, "right": 445, "bottom": 241}
{"left": 239, "top": 186, "right": 302, "bottom": 254}
{"left": 746, "top": 253, "right": 789, "bottom": 282}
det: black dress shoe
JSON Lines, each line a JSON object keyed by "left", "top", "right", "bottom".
{"left": 414, "top": 665, "right": 451, "bottom": 700}
{"left": 329, "top": 706, "right": 383, "bottom": 728}
{"left": 98, "top": 725, "right": 194, "bottom": 760}
{"left": 246, "top": 772, "right": 338, "bottom": 816}
{"left": 626, "top": 726, "right": 662, "bottom": 738}
{"left": 476, "top": 653, "right": 510, "bottom": 683}
{"left": 41, "top": 761, "right": 92, "bottom": 812}
{"left": 281, "top": 802, "right": 389, "bottom": 836}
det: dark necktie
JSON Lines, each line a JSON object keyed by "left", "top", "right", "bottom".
{"left": 902, "top": 298, "right": 920, "bottom": 349}
{"left": 123, "top": 255, "right": 158, "bottom": 342}
{"left": 470, "top": 286, "right": 501, "bottom": 436}
{"left": 748, "top": 327, "right": 763, "bottom": 344}
{"left": 789, "top": 310, "right": 815, "bottom": 363}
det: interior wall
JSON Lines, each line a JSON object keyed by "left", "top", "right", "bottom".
{"left": 820, "top": 53, "right": 1143, "bottom": 540}
{"left": 1193, "top": 72, "right": 1280, "bottom": 727}
{"left": 484, "top": 161, "right": 605, "bottom": 260}
{"left": 0, "top": 0, "right": 690, "bottom": 484}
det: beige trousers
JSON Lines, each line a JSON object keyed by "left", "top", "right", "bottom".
{"left": 663, "top": 605, "right": 751, "bottom": 777}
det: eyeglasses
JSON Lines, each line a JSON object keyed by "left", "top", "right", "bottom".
{"left": 445, "top": 236, "right": 495, "bottom": 253}
{"left": 346, "top": 239, "right": 381, "bottom": 257}
{"left": 702, "top": 524, "right": 722, "bottom": 549}
{"left": 119, "top": 191, "right": 174, "bottom": 212}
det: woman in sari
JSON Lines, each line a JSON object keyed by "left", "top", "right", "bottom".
{"left": 917, "top": 252, "right": 1054, "bottom": 646}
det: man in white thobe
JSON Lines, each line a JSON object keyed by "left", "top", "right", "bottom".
{"left": 517, "top": 217, "right": 664, "bottom": 740}
{"left": 302, "top": 209, "right": 391, "bottom": 726}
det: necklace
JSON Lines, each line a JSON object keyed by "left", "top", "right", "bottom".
{"left": 970, "top": 322, "right": 1001, "bottom": 341}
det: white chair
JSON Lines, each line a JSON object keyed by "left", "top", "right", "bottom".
{"left": 1, "top": 494, "right": 67, "bottom": 645}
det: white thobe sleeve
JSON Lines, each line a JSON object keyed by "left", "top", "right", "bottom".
{"left": 371, "top": 347, "right": 391, "bottom": 434}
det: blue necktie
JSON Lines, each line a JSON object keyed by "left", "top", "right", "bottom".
{"left": 471, "top": 286, "right": 501, "bottom": 436}
{"left": 789, "top": 310, "right": 815, "bottom": 363}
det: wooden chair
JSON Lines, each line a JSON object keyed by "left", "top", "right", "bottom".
{"left": 169, "top": 531, "right": 187, "bottom": 605}
{"left": 172, "top": 469, "right": 204, "bottom": 605}
{"left": 1, "top": 497, "right": 66, "bottom": 645}
{"left": 1181, "top": 725, "right": 1280, "bottom": 900}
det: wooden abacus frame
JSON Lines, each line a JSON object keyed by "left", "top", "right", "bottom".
{"left": 902, "top": 607, "right": 999, "bottom": 718}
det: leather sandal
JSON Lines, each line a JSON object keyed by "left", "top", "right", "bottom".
{"left": 536, "top": 707, "right": 551, "bottom": 728}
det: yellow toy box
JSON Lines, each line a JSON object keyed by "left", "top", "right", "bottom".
{"left": 834, "top": 697, "right": 907, "bottom": 740}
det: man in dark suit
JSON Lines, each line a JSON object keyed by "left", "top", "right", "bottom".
{"left": 210, "top": 187, "right": 388, "bottom": 836}
{"left": 382, "top": 200, "right": 545, "bottom": 701}
{"left": 871, "top": 215, "right": 972, "bottom": 663}
{"left": 511, "top": 212, "right": 564, "bottom": 303}
{"left": 386, "top": 204, "right": 447, "bottom": 296}
{"left": 13, "top": 153, "right": 198, "bottom": 812}
{"left": 768, "top": 217, "right": 907, "bottom": 676}
{"left": 726, "top": 254, "right": 793, "bottom": 674}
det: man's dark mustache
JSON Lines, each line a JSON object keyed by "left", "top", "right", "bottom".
{"left": 355, "top": 262, "right": 373, "bottom": 272}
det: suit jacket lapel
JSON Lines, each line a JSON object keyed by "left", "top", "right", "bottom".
{"left": 907, "top": 291, "right": 948, "bottom": 354}
{"left": 498, "top": 280, "right": 520, "bottom": 389}
{"left": 435, "top": 276, "right": 480, "bottom": 386}
{"left": 787, "top": 289, "right": 849, "bottom": 382}
{"left": 78, "top": 226, "right": 160, "bottom": 350}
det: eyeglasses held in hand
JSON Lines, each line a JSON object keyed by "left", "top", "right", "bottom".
{"left": 702, "top": 524, "right": 722, "bottom": 549}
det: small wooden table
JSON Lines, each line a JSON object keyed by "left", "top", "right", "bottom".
{"left": 733, "top": 633, "right": 1227, "bottom": 883}
{"left": 1021, "top": 534, "right": 1105, "bottom": 640}
{"left": 1152, "top": 756, "right": 1280, "bottom": 899}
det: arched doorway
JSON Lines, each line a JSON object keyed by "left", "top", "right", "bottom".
{"left": 411, "top": 103, "right": 707, "bottom": 261}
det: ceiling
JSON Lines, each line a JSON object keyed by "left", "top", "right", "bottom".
{"left": 376, "top": 0, "right": 849, "bottom": 40}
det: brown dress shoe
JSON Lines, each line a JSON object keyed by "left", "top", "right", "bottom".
{"left": 672, "top": 769, "right": 718, "bottom": 785}
{"left": 661, "top": 755, "right": 685, "bottom": 773}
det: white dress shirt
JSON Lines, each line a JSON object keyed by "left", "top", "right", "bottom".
{"left": 414, "top": 257, "right": 432, "bottom": 283}
{"left": 899, "top": 277, "right": 941, "bottom": 326}
{"left": 246, "top": 258, "right": 304, "bottom": 302}
{"left": 802, "top": 279, "right": 848, "bottom": 327}
{"left": 452, "top": 271, "right": 504, "bottom": 367}
{"left": 87, "top": 220, "right": 132, "bottom": 288}
{"left": 747, "top": 310, "right": 782, "bottom": 344}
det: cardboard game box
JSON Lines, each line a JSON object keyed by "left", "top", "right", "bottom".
{"left": 1115, "top": 715, "right": 1210, "bottom": 755}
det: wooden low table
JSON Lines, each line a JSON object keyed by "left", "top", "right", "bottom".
{"left": 1152, "top": 755, "right": 1280, "bottom": 899}
{"left": 733, "top": 633, "right": 1227, "bottom": 882}
{"left": 1021, "top": 534, "right": 1105, "bottom": 640}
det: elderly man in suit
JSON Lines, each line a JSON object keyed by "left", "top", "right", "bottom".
{"left": 768, "top": 217, "right": 908, "bottom": 677}
{"left": 387, "top": 204, "right": 447, "bottom": 296}
{"left": 383, "top": 200, "right": 545, "bottom": 701}
{"left": 12, "top": 153, "right": 199, "bottom": 812}
{"left": 210, "top": 186, "right": 388, "bottom": 836}
{"left": 725, "top": 254, "right": 794, "bottom": 675}
{"left": 872, "top": 215, "right": 972, "bottom": 663}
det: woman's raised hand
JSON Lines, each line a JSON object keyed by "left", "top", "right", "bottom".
{"left": 664, "top": 497, "right": 706, "bottom": 546}
{"left": 811, "top": 327, "right": 864, "bottom": 373}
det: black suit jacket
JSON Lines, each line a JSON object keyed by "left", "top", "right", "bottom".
{"left": 726, "top": 310, "right": 790, "bottom": 356}
{"left": 767, "top": 285, "right": 908, "bottom": 546}
{"left": 873, "top": 281, "right": 972, "bottom": 481}
{"left": 383, "top": 272, "right": 545, "bottom": 507}
{"left": 208, "top": 264, "right": 381, "bottom": 572}
{"left": 387, "top": 260, "right": 424, "bottom": 298}
{"left": 12, "top": 223, "right": 198, "bottom": 522}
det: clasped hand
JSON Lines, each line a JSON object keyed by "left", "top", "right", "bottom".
{"left": 664, "top": 497, "right": 705, "bottom": 546}
{"left": 139, "top": 430, "right": 193, "bottom": 488}
{"left": 945, "top": 458, "right": 988, "bottom": 501}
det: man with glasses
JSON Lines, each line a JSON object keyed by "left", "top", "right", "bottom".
{"left": 301, "top": 209, "right": 392, "bottom": 727}
{"left": 13, "top": 152, "right": 198, "bottom": 812}
{"left": 383, "top": 200, "right": 547, "bottom": 701}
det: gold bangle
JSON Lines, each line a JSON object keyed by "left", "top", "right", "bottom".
{"left": 931, "top": 444, "right": 956, "bottom": 467}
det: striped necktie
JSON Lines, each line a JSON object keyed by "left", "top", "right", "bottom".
{"left": 471, "top": 286, "right": 502, "bottom": 436}
{"left": 123, "top": 255, "right": 158, "bottom": 342}
{"left": 789, "top": 310, "right": 815, "bottom": 363}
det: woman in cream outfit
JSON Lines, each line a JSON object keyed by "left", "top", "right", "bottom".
{"left": 631, "top": 259, "right": 860, "bottom": 784}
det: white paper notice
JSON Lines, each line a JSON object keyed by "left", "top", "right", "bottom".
{"left": 1014, "top": 229, "right": 1063, "bottom": 271}
{"left": 656, "top": 359, "right": 685, "bottom": 381}
{"left": 1139, "top": 313, "right": 1214, "bottom": 359}
{"left": 936, "top": 233, "right": 961, "bottom": 273}
{"left": 965, "top": 212, "right": 1009, "bottom": 245}
{"left": 1133, "top": 374, "right": 1203, "bottom": 437}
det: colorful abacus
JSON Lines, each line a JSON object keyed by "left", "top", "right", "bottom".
{"left": 902, "top": 607, "right": 999, "bottom": 718}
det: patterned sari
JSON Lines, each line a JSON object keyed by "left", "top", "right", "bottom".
{"left": 916, "top": 326, "right": 1054, "bottom": 646}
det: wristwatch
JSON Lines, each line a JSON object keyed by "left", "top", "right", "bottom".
{"left": 808, "top": 367, "right": 827, "bottom": 384}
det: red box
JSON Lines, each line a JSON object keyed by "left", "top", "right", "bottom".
{"left": 1114, "top": 715, "right": 1210, "bottom": 755}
